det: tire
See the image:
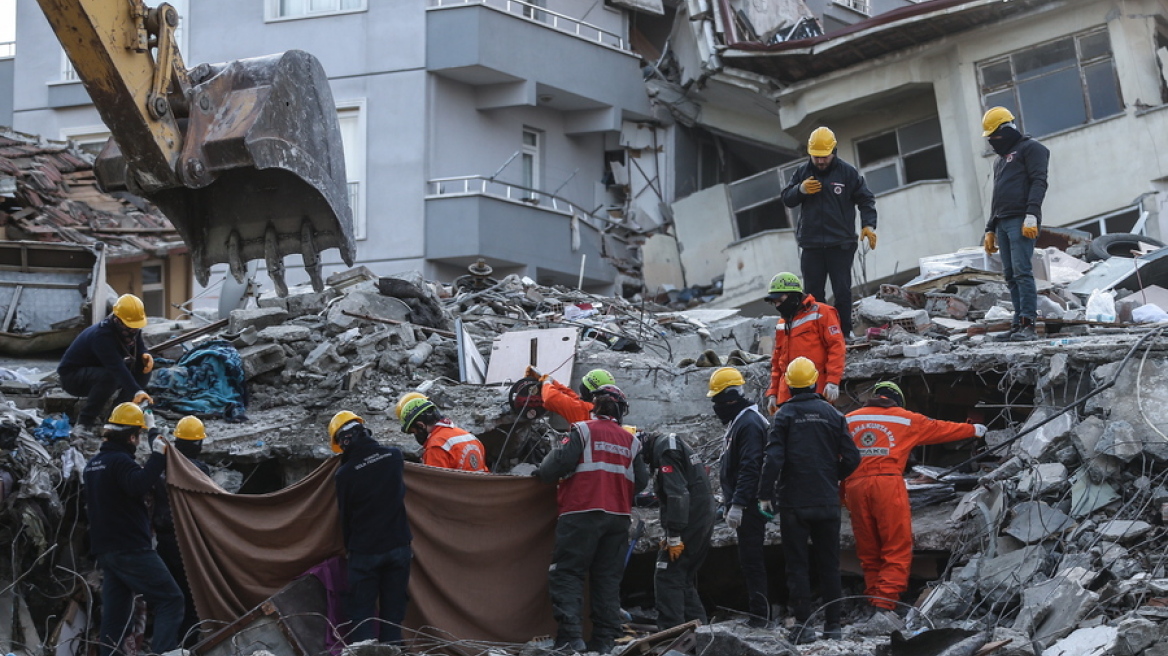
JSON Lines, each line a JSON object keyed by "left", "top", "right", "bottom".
{"left": 1087, "top": 233, "right": 1166, "bottom": 262}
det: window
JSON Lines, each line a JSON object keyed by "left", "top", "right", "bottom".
{"left": 728, "top": 165, "right": 794, "bottom": 239}
{"left": 1067, "top": 206, "right": 1142, "bottom": 239}
{"left": 977, "top": 28, "right": 1123, "bottom": 138}
{"left": 855, "top": 117, "right": 948, "bottom": 195}
{"left": 142, "top": 262, "right": 165, "bottom": 317}
{"left": 336, "top": 101, "right": 366, "bottom": 240}
{"left": 267, "top": 0, "right": 364, "bottom": 20}
{"left": 59, "top": 126, "right": 111, "bottom": 157}
{"left": 833, "top": 0, "right": 870, "bottom": 15}
{"left": 521, "top": 129, "right": 541, "bottom": 200}
{"left": 60, "top": 0, "right": 188, "bottom": 82}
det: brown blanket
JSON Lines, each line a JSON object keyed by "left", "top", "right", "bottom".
{"left": 167, "top": 450, "right": 558, "bottom": 645}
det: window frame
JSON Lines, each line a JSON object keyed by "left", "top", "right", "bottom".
{"left": 265, "top": 0, "right": 367, "bottom": 22}
{"left": 336, "top": 99, "right": 367, "bottom": 241}
{"left": 854, "top": 116, "right": 948, "bottom": 195}
{"left": 521, "top": 128, "right": 542, "bottom": 201}
{"left": 1066, "top": 206, "right": 1143, "bottom": 238}
{"left": 141, "top": 261, "right": 166, "bottom": 318}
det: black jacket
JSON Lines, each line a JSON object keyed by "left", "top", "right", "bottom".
{"left": 988, "top": 136, "right": 1049, "bottom": 232}
{"left": 334, "top": 434, "right": 412, "bottom": 555}
{"left": 153, "top": 457, "right": 210, "bottom": 533}
{"left": 758, "top": 392, "right": 860, "bottom": 508}
{"left": 84, "top": 439, "right": 166, "bottom": 555}
{"left": 647, "top": 433, "right": 716, "bottom": 538}
{"left": 58, "top": 317, "right": 149, "bottom": 394}
{"left": 781, "top": 157, "right": 877, "bottom": 249}
{"left": 719, "top": 404, "right": 768, "bottom": 508}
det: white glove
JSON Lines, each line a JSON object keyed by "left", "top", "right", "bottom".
{"left": 974, "top": 424, "right": 988, "bottom": 438}
{"left": 726, "top": 504, "right": 744, "bottom": 530}
{"left": 152, "top": 435, "right": 169, "bottom": 455}
{"left": 759, "top": 500, "right": 773, "bottom": 515}
{"left": 1022, "top": 214, "right": 1039, "bottom": 239}
{"left": 766, "top": 395, "right": 778, "bottom": 415}
{"left": 143, "top": 410, "right": 155, "bottom": 430}
{"left": 824, "top": 383, "right": 839, "bottom": 402}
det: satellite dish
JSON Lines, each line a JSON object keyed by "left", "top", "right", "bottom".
{"left": 218, "top": 261, "right": 259, "bottom": 320}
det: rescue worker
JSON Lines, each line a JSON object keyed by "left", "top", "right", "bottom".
{"left": 758, "top": 358, "right": 859, "bottom": 643}
{"left": 640, "top": 431, "right": 715, "bottom": 631}
{"left": 709, "top": 366, "right": 771, "bottom": 627}
{"left": 843, "top": 382, "right": 986, "bottom": 614}
{"left": 399, "top": 396, "right": 489, "bottom": 472}
{"left": 84, "top": 402, "right": 183, "bottom": 656}
{"left": 526, "top": 366, "right": 617, "bottom": 424}
{"left": 330, "top": 411, "right": 412, "bottom": 644}
{"left": 59, "top": 294, "right": 154, "bottom": 436}
{"left": 537, "top": 385, "right": 649, "bottom": 653}
{"left": 780, "top": 126, "right": 878, "bottom": 339}
{"left": 981, "top": 107, "right": 1050, "bottom": 342}
{"left": 763, "top": 273, "right": 846, "bottom": 414}
{"left": 152, "top": 416, "right": 211, "bottom": 647}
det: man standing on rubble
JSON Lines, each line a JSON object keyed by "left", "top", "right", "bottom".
{"left": 843, "top": 382, "right": 985, "bottom": 615}
{"left": 708, "top": 366, "right": 771, "bottom": 627}
{"left": 981, "top": 106, "right": 1049, "bottom": 342}
{"left": 780, "top": 126, "right": 878, "bottom": 339}
{"left": 152, "top": 416, "right": 211, "bottom": 646}
{"left": 85, "top": 402, "right": 183, "bottom": 656}
{"left": 758, "top": 358, "right": 859, "bottom": 643}
{"left": 399, "top": 396, "right": 489, "bottom": 472}
{"left": 763, "top": 272, "right": 846, "bottom": 415}
{"left": 59, "top": 294, "right": 155, "bottom": 437}
{"left": 537, "top": 385, "right": 649, "bottom": 654}
{"left": 640, "top": 430, "right": 715, "bottom": 631}
{"left": 330, "top": 411, "right": 412, "bottom": 644}
{"left": 527, "top": 366, "right": 618, "bottom": 424}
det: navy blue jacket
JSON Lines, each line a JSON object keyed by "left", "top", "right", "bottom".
{"left": 758, "top": 392, "right": 860, "bottom": 508}
{"left": 719, "top": 404, "right": 768, "bottom": 508}
{"left": 334, "top": 434, "right": 411, "bottom": 555}
{"left": 988, "top": 136, "right": 1049, "bottom": 232}
{"left": 84, "top": 439, "right": 166, "bottom": 555}
{"left": 153, "top": 458, "right": 210, "bottom": 533}
{"left": 781, "top": 157, "right": 877, "bottom": 249}
{"left": 59, "top": 317, "right": 148, "bottom": 394}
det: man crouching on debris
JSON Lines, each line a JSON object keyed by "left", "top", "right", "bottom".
{"left": 84, "top": 402, "right": 183, "bottom": 656}
{"left": 640, "top": 431, "right": 715, "bottom": 631}
{"left": 758, "top": 358, "right": 859, "bottom": 644}
{"left": 330, "top": 411, "right": 412, "bottom": 644}
{"left": 843, "top": 382, "right": 986, "bottom": 616}
{"left": 537, "top": 385, "right": 649, "bottom": 653}
{"left": 399, "top": 396, "right": 489, "bottom": 471}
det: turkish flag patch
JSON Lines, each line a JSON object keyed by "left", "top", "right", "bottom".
{"left": 661, "top": 465, "right": 674, "bottom": 473}
{"left": 829, "top": 326, "right": 840, "bottom": 335}
{"left": 561, "top": 437, "right": 571, "bottom": 445}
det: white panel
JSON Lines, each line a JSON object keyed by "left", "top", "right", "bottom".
{"left": 484, "top": 327, "right": 578, "bottom": 385}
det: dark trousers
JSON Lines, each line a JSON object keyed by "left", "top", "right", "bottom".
{"left": 736, "top": 506, "right": 770, "bottom": 620}
{"left": 779, "top": 505, "right": 843, "bottom": 627}
{"left": 654, "top": 516, "right": 713, "bottom": 630}
{"left": 60, "top": 366, "right": 151, "bottom": 427}
{"left": 800, "top": 243, "right": 857, "bottom": 337}
{"left": 344, "top": 545, "right": 413, "bottom": 644}
{"left": 548, "top": 511, "right": 630, "bottom": 645}
{"left": 156, "top": 530, "right": 200, "bottom": 646}
{"left": 96, "top": 549, "right": 184, "bottom": 656}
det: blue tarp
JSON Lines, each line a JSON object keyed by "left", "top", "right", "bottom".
{"left": 151, "top": 340, "right": 249, "bottom": 422}
{"left": 33, "top": 414, "right": 72, "bottom": 444}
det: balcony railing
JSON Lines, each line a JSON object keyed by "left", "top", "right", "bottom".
{"left": 428, "top": 175, "right": 582, "bottom": 215}
{"left": 833, "top": 0, "right": 870, "bottom": 14}
{"left": 426, "top": 0, "right": 628, "bottom": 50}
{"left": 0, "top": 41, "right": 14, "bottom": 59}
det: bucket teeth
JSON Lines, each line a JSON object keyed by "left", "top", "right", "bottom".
{"left": 265, "top": 225, "right": 288, "bottom": 297}
{"left": 301, "top": 221, "right": 324, "bottom": 292}
{"left": 227, "top": 231, "right": 247, "bottom": 283}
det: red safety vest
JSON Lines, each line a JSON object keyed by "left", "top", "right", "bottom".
{"left": 557, "top": 417, "right": 639, "bottom": 516}
{"left": 422, "top": 421, "right": 489, "bottom": 472}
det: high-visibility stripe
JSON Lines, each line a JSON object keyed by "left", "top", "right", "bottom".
{"left": 789, "top": 313, "right": 822, "bottom": 329}
{"left": 576, "top": 461, "right": 636, "bottom": 480}
{"left": 439, "top": 434, "right": 480, "bottom": 451}
{"left": 847, "top": 414, "right": 912, "bottom": 425}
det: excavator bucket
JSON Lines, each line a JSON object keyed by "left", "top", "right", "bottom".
{"left": 93, "top": 50, "right": 355, "bottom": 295}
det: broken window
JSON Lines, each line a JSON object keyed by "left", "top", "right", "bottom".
{"left": 729, "top": 168, "right": 790, "bottom": 238}
{"left": 1066, "top": 206, "right": 1141, "bottom": 238}
{"left": 977, "top": 28, "right": 1123, "bottom": 138}
{"left": 855, "top": 117, "right": 948, "bottom": 195}
{"left": 142, "top": 262, "right": 165, "bottom": 317}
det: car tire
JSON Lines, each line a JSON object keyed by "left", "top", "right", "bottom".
{"left": 1086, "top": 233, "right": 1166, "bottom": 262}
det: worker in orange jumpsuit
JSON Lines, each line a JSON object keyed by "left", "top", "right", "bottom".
{"left": 763, "top": 272, "right": 846, "bottom": 415}
{"left": 399, "top": 396, "right": 489, "bottom": 472}
{"left": 526, "top": 366, "right": 617, "bottom": 424}
{"left": 843, "top": 382, "right": 986, "bottom": 611}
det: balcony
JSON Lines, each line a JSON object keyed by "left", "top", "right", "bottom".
{"left": 426, "top": 0, "right": 651, "bottom": 123}
{"left": 425, "top": 176, "right": 624, "bottom": 288}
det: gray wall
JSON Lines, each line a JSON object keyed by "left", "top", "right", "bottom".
{"left": 0, "top": 57, "right": 12, "bottom": 127}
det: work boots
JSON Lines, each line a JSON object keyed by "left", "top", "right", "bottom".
{"left": 993, "top": 323, "right": 1018, "bottom": 342}
{"left": 553, "top": 638, "right": 587, "bottom": 653}
{"left": 788, "top": 623, "right": 817, "bottom": 644}
{"left": 1010, "top": 317, "right": 1038, "bottom": 342}
{"left": 822, "top": 624, "right": 842, "bottom": 640}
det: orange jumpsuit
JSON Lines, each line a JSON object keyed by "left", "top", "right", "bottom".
{"left": 843, "top": 403, "right": 976, "bottom": 609}
{"left": 765, "top": 295, "right": 846, "bottom": 405}
{"left": 422, "top": 420, "right": 489, "bottom": 472}
{"left": 542, "top": 379, "right": 593, "bottom": 423}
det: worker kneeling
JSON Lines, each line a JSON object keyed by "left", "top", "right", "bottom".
{"left": 399, "top": 396, "right": 489, "bottom": 472}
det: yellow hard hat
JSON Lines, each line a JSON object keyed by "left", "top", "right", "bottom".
{"left": 981, "top": 107, "right": 1015, "bottom": 137}
{"left": 785, "top": 357, "right": 820, "bottom": 390}
{"left": 807, "top": 127, "right": 837, "bottom": 157}
{"left": 174, "top": 416, "right": 206, "bottom": 441}
{"left": 108, "top": 402, "right": 146, "bottom": 428}
{"left": 395, "top": 392, "right": 427, "bottom": 420}
{"left": 328, "top": 411, "right": 364, "bottom": 453}
{"left": 112, "top": 294, "right": 148, "bottom": 329}
{"left": 707, "top": 367, "right": 746, "bottom": 397}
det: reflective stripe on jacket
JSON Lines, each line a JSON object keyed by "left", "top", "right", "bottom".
{"left": 423, "top": 421, "right": 489, "bottom": 472}
{"left": 844, "top": 405, "right": 976, "bottom": 479}
{"left": 765, "top": 295, "right": 846, "bottom": 403}
{"left": 557, "top": 418, "right": 640, "bottom": 516}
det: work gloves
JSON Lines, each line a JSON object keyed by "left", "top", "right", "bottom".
{"left": 765, "top": 395, "right": 778, "bottom": 416}
{"left": 861, "top": 227, "right": 877, "bottom": 250}
{"left": 726, "top": 504, "right": 744, "bottom": 530}
{"left": 1022, "top": 214, "right": 1039, "bottom": 240}
{"left": 758, "top": 500, "right": 773, "bottom": 516}
{"left": 152, "top": 434, "right": 169, "bottom": 455}
{"left": 799, "top": 178, "right": 822, "bottom": 195}
{"left": 983, "top": 232, "right": 998, "bottom": 254}
{"left": 974, "top": 424, "right": 988, "bottom": 438}
{"left": 141, "top": 353, "right": 154, "bottom": 374}
{"left": 665, "top": 536, "right": 685, "bottom": 561}
{"left": 524, "top": 365, "right": 548, "bottom": 382}
{"left": 823, "top": 383, "right": 840, "bottom": 402}
{"left": 132, "top": 390, "right": 153, "bottom": 406}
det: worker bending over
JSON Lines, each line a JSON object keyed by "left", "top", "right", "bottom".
{"left": 537, "top": 385, "right": 649, "bottom": 654}
{"left": 763, "top": 273, "right": 846, "bottom": 414}
{"left": 399, "top": 396, "right": 489, "bottom": 472}
{"left": 844, "top": 382, "right": 986, "bottom": 613}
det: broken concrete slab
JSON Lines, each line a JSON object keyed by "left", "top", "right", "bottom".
{"left": 326, "top": 287, "right": 412, "bottom": 334}
{"left": 1040, "top": 625, "right": 1117, "bottom": 656}
{"left": 228, "top": 307, "right": 291, "bottom": 335}
{"left": 303, "top": 342, "right": 346, "bottom": 375}
{"left": 1012, "top": 576, "right": 1098, "bottom": 648}
{"left": 1070, "top": 416, "right": 1106, "bottom": 462}
{"left": 1004, "top": 501, "right": 1073, "bottom": 544}
{"left": 1095, "top": 420, "right": 1143, "bottom": 461}
{"left": 1111, "top": 616, "right": 1159, "bottom": 656}
{"left": 977, "top": 544, "right": 1050, "bottom": 606}
{"left": 1095, "top": 519, "right": 1153, "bottom": 544}
{"left": 238, "top": 343, "right": 286, "bottom": 379}
{"left": 1017, "top": 407, "right": 1076, "bottom": 461}
{"left": 1018, "top": 463, "right": 1068, "bottom": 496}
{"left": 257, "top": 325, "right": 313, "bottom": 343}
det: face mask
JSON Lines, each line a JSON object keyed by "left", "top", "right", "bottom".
{"left": 412, "top": 426, "right": 428, "bottom": 447}
{"left": 988, "top": 126, "right": 1021, "bottom": 156}
{"left": 777, "top": 295, "right": 802, "bottom": 317}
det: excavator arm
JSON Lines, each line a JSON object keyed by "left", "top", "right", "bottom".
{"left": 35, "top": 0, "right": 355, "bottom": 294}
